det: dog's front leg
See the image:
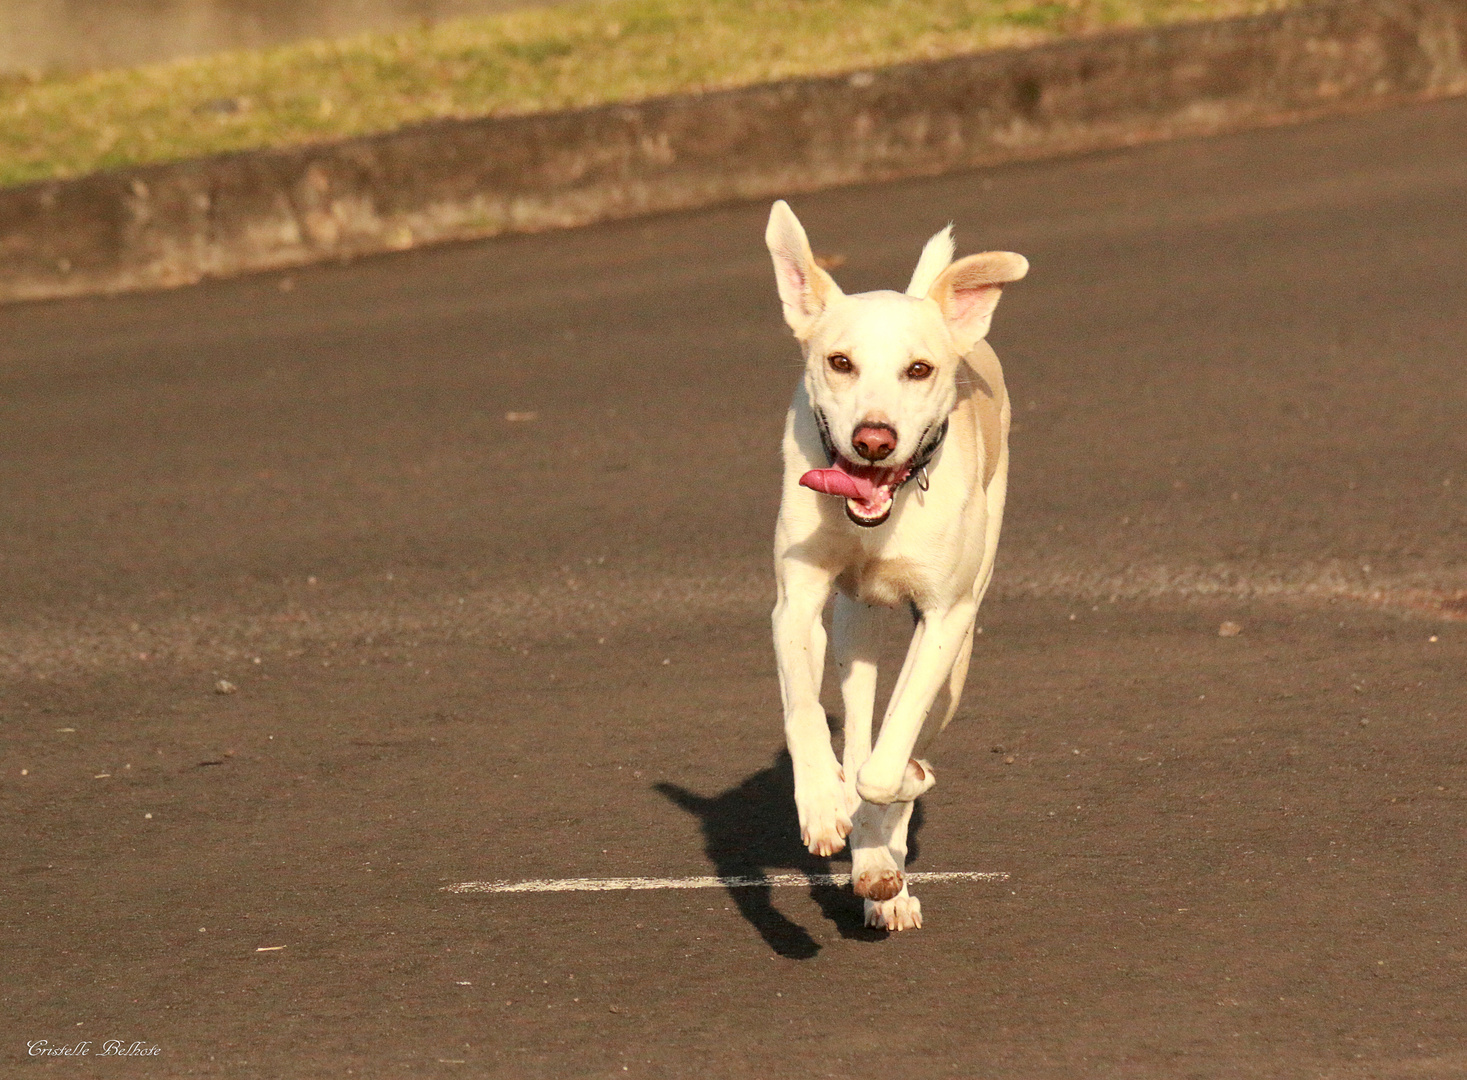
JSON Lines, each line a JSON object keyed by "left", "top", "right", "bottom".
{"left": 856, "top": 601, "right": 977, "bottom": 806}
{"left": 773, "top": 557, "right": 849, "bottom": 857}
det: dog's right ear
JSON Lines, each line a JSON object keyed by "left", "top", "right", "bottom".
{"left": 927, "top": 250, "right": 1029, "bottom": 353}
{"left": 765, "top": 200, "right": 841, "bottom": 340}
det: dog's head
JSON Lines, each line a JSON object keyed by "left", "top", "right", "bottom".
{"left": 765, "top": 200, "right": 1028, "bottom": 525}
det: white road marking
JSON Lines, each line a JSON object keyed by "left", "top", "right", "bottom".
{"left": 443, "top": 871, "right": 1007, "bottom": 894}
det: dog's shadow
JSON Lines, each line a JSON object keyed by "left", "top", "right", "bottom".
{"left": 656, "top": 745, "right": 923, "bottom": 959}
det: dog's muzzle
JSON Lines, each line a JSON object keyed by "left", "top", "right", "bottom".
{"left": 801, "top": 413, "right": 948, "bottom": 527}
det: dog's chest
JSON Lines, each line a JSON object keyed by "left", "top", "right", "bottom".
{"left": 836, "top": 554, "right": 928, "bottom": 609}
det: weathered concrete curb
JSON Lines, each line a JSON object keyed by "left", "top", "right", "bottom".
{"left": 4, "top": 0, "right": 1466, "bottom": 303}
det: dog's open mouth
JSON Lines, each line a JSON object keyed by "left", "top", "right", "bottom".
{"left": 799, "top": 457, "right": 913, "bottom": 527}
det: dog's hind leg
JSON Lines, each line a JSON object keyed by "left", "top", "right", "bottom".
{"left": 774, "top": 557, "right": 849, "bottom": 857}
{"left": 858, "top": 799, "right": 923, "bottom": 931}
{"left": 851, "top": 756, "right": 933, "bottom": 905}
{"left": 834, "top": 595, "right": 903, "bottom": 902}
{"left": 831, "top": 595, "right": 879, "bottom": 809}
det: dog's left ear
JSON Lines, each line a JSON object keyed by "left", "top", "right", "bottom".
{"left": 765, "top": 200, "right": 842, "bottom": 340}
{"left": 927, "top": 251, "right": 1029, "bottom": 353}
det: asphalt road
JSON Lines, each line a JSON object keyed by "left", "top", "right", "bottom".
{"left": 3, "top": 94, "right": 1466, "bottom": 1079}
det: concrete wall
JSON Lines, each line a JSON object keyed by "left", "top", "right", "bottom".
{"left": 7, "top": 0, "right": 1466, "bottom": 304}
{"left": 0, "top": 0, "right": 566, "bottom": 73}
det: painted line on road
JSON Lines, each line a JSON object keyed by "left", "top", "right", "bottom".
{"left": 443, "top": 871, "right": 1008, "bottom": 894}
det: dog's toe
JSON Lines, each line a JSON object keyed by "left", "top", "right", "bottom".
{"left": 804, "top": 824, "right": 848, "bottom": 858}
{"left": 865, "top": 893, "right": 923, "bottom": 931}
{"left": 809, "top": 833, "right": 844, "bottom": 856}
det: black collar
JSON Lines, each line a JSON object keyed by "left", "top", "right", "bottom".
{"left": 904, "top": 419, "right": 948, "bottom": 487}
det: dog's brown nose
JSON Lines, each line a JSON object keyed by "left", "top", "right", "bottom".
{"left": 852, "top": 424, "right": 897, "bottom": 462}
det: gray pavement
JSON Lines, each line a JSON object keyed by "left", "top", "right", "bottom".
{"left": 2, "top": 94, "right": 1466, "bottom": 1078}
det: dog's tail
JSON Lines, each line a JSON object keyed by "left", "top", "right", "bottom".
{"left": 906, "top": 224, "right": 955, "bottom": 298}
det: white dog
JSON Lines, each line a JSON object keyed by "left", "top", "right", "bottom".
{"left": 765, "top": 200, "right": 1027, "bottom": 931}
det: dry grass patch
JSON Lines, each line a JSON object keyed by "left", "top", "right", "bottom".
{"left": 0, "top": 0, "right": 1301, "bottom": 189}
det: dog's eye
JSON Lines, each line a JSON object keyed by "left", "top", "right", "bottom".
{"left": 827, "top": 353, "right": 854, "bottom": 374}
{"left": 905, "top": 361, "right": 934, "bottom": 380}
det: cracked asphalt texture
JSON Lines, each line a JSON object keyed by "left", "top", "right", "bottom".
{"left": 3, "top": 94, "right": 1466, "bottom": 1078}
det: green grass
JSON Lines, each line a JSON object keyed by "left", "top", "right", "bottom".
{"left": 0, "top": 0, "right": 1300, "bottom": 190}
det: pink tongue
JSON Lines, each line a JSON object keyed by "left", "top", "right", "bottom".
{"left": 799, "top": 466, "right": 875, "bottom": 502}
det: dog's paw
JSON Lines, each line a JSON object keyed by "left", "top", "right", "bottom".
{"left": 794, "top": 761, "right": 852, "bottom": 857}
{"left": 897, "top": 758, "right": 936, "bottom": 800}
{"left": 865, "top": 892, "right": 923, "bottom": 932}
{"left": 856, "top": 757, "right": 936, "bottom": 805}
{"left": 851, "top": 842, "right": 903, "bottom": 901}
{"left": 854, "top": 867, "right": 904, "bottom": 902}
